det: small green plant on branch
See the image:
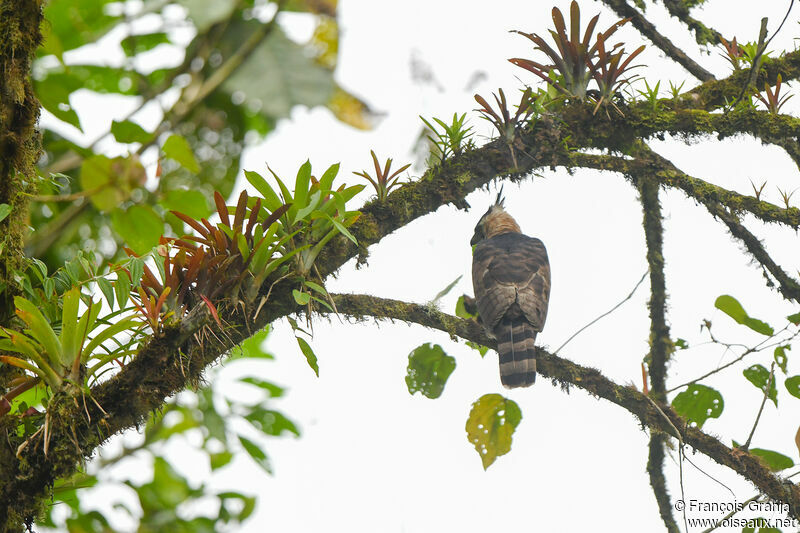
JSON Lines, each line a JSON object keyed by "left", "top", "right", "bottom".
{"left": 420, "top": 113, "right": 474, "bottom": 163}
{"left": 353, "top": 150, "right": 411, "bottom": 202}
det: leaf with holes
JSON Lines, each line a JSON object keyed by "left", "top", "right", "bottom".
{"left": 743, "top": 364, "right": 778, "bottom": 406}
{"left": 405, "top": 343, "right": 456, "bottom": 399}
{"left": 774, "top": 345, "right": 790, "bottom": 373}
{"left": 785, "top": 375, "right": 800, "bottom": 399}
{"left": 714, "top": 295, "right": 774, "bottom": 336}
{"left": 671, "top": 384, "right": 724, "bottom": 428}
{"left": 465, "top": 393, "right": 522, "bottom": 470}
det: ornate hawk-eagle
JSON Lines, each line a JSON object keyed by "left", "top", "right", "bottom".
{"left": 471, "top": 195, "right": 551, "bottom": 388}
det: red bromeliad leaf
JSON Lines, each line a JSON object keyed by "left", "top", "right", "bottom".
{"left": 200, "top": 294, "right": 223, "bottom": 328}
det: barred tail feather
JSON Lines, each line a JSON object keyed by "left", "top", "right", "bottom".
{"left": 495, "top": 317, "right": 537, "bottom": 388}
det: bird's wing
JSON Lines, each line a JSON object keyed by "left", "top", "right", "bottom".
{"left": 472, "top": 233, "right": 550, "bottom": 331}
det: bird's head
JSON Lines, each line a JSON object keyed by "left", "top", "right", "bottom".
{"left": 470, "top": 191, "right": 521, "bottom": 245}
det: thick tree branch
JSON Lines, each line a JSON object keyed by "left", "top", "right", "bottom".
{"left": 600, "top": 0, "right": 715, "bottom": 81}
{"left": 660, "top": 0, "right": 722, "bottom": 46}
{"left": 328, "top": 292, "right": 800, "bottom": 519}
{"left": 637, "top": 174, "right": 672, "bottom": 401}
{"left": 648, "top": 433, "right": 681, "bottom": 533}
{"left": 570, "top": 152, "right": 800, "bottom": 229}
{"left": 705, "top": 201, "right": 800, "bottom": 302}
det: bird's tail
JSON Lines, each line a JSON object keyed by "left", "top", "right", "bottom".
{"left": 495, "top": 312, "right": 537, "bottom": 388}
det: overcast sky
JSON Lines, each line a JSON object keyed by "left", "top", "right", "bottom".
{"left": 48, "top": 1, "right": 800, "bottom": 531}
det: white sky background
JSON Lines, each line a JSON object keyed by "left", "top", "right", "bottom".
{"left": 42, "top": 0, "right": 800, "bottom": 531}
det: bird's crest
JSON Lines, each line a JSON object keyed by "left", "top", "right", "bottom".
{"left": 470, "top": 187, "right": 520, "bottom": 244}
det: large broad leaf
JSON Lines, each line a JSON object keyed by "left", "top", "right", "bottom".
{"left": 748, "top": 448, "right": 794, "bottom": 472}
{"left": 714, "top": 295, "right": 774, "bottom": 336}
{"left": 111, "top": 206, "right": 163, "bottom": 255}
{"left": 160, "top": 189, "right": 211, "bottom": 220}
{"left": 743, "top": 364, "right": 778, "bottom": 406}
{"left": 220, "top": 23, "right": 335, "bottom": 120}
{"left": 465, "top": 394, "right": 522, "bottom": 470}
{"left": 405, "top": 343, "right": 456, "bottom": 399}
{"left": 671, "top": 384, "right": 724, "bottom": 428}
{"left": 162, "top": 135, "right": 200, "bottom": 173}
{"left": 40, "top": 0, "right": 121, "bottom": 57}
{"left": 785, "top": 375, "right": 800, "bottom": 399}
{"left": 80, "top": 155, "right": 146, "bottom": 212}
{"left": 178, "top": 0, "right": 238, "bottom": 32}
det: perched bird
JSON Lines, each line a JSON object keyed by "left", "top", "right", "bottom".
{"left": 471, "top": 194, "right": 551, "bottom": 388}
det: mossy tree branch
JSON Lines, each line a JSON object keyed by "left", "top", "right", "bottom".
{"left": 0, "top": 0, "right": 42, "bottom": 328}
{"left": 600, "top": 0, "right": 715, "bottom": 81}
{"left": 570, "top": 152, "right": 800, "bottom": 229}
{"left": 327, "top": 292, "right": 800, "bottom": 519}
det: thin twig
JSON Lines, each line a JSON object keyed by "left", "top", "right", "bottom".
{"left": 554, "top": 270, "right": 648, "bottom": 354}
{"left": 742, "top": 362, "right": 776, "bottom": 450}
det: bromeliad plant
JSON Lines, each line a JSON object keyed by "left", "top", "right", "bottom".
{"left": 509, "top": 1, "right": 632, "bottom": 102}
{"left": 244, "top": 160, "right": 363, "bottom": 279}
{"left": 755, "top": 74, "right": 793, "bottom": 114}
{"left": 353, "top": 150, "right": 411, "bottom": 202}
{"left": 474, "top": 87, "right": 537, "bottom": 168}
{"left": 420, "top": 113, "right": 474, "bottom": 163}
{"left": 133, "top": 190, "right": 295, "bottom": 333}
{"left": 588, "top": 34, "right": 644, "bottom": 115}
{"left": 0, "top": 287, "right": 140, "bottom": 393}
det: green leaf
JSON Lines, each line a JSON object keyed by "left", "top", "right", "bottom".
{"left": 79, "top": 155, "right": 116, "bottom": 212}
{"left": 465, "top": 394, "right": 522, "bottom": 470}
{"left": 115, "top": 272, "right": 131, "bottom": 310}
{"left": 774, "top": 345, "right": 790, "bottom": 373}
{"left": 327, "top": 214, "right": 358, "bottom": 245}
{"left": 405, "top": 343, "right": 456, "bottom": 399}
{"left": 292, "top": 289, "right": 311, "bottom": 305}
{"left": 303, "top": 281, "right": 327, "bottom": 296}
{"left": 220, "top": 23, "right": 335, "bottom": 120}
{"left": 235, "top": 326, "right": 273, "bottom": 359}
{"left": 111, "top": 206, "right": 163, "bottom": 255}
{"left": 96, "top": 278, "right": 115, "bottom": 310}
{"left": 128, "top": 257, "right": 145, "bottom": 288}
{"left": 240, "top": 377, "right": 284, "bottom": 397}
{"left": 244, "top": 170, "right": 282, "bottom": 212}
{"left": 210, "top": 451, "right": 233, "bottom": 471}
{"left": 0, "top": 204, "right": 11, "bottom": 223}
{"left": 714, "top": 295, "right": 774, "bottom": 336}
{"left": 14, "top": 296, "right": 63, "bottom": 370}
{"left": 179, "top": 0, "right": 238, "bottom": 31}
{"left": 111, "top": 120, "right": 151, "bottom": 144}
{"left": 455, "top": 295, "right": 476, "bottom": 319}
{"left": 431, "top": 275, "right": 462, "bottom": 304}
{"left": 238, "top": 436, "right": 272, "bottom": 474}
{"left": 785, "top": 375, "right": 800, "bottom": 399}
{"left": 788, "top": 312, "right": 800, "bottom": 325}
{"left": 162, "top": 134, "right": 200, "bottom": 173}
{"left": 671, "top": 384, "right": 724, "bottom": 428}
{"left": 120, "top": 32, "right": 170, "bottom": 56}
{"left": 743, "top": 364, "right": 778, "bottom": 406}
{"left": 296, "top": 336, "right": 319, "bottom": 376}
{"left": 160, "top": 189, "right": 211, "bottom": 219}
{"left": 34, "top": 74, "right": 83, "bottom": 131}
{"left": 466, "top": 341, "right": 489, "bottom": 357}
{"left": 749, "top": 448, "right": 794, "bottom": 471}
{"left": 674, "top": 338, "right": 689, "bottom": 350}
{"left": 244, "top": 407, "right": 300, "bottom": 437}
